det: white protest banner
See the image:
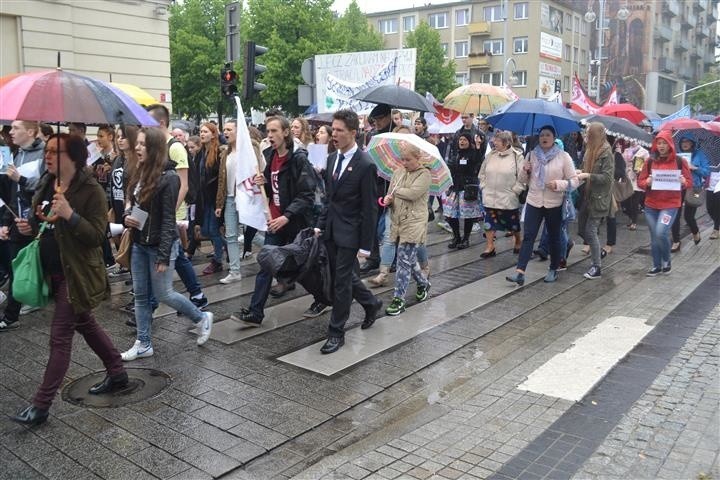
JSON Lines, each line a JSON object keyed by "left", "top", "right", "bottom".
{"left": 234, "top": 96, "right": 269, "bottom": 232}
{"left": 652, "top": 169, "right": 681, "bottom": 191}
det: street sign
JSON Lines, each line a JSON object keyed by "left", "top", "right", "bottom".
{"left": 225, "top": 2, "right": 240, "bottom": 63}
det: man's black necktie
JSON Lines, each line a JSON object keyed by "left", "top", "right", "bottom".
{"left": 332, "top": 153, "right": 345, "bottom": 184}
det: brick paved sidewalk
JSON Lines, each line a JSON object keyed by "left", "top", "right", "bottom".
{"left": 574, "top": 305, "right": 719, "bottom": 480}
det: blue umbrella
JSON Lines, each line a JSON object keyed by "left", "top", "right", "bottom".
{"left": 485, "top": 99, "right": 581, "bottom": 136}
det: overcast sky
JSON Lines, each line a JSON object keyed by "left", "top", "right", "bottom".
{"left": 332, "top": 0, "right": 419, "bottom": 14}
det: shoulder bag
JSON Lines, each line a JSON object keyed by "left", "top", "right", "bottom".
{"left": 11, "top": 221, "right": 50, "bottom": 308}
{"left": 115, "top": 228, "right": 133, "bottom": 269}
{"left": 612, "top": 177, "right": 634, "bottom": 203}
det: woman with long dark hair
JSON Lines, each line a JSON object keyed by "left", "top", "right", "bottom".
{"left": 12, "top": 134, "right": 127, "bottom": 425}
{"left": 120, "top": 127, "right": 214, "bottom": 361}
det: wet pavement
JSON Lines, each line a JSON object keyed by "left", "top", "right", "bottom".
{"left": 0, "top": 210, "right": 718, "bottom": 480}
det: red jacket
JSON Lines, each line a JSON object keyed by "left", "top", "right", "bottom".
{"left": 637, "top": 130, "right": 692, "bottom": 210}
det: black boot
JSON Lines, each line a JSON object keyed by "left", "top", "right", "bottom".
{"left": 89, "top": 371, "right": 129, "bottom": 395}
{"left": 448, "top": 235, "right": 461, "bottom": 249}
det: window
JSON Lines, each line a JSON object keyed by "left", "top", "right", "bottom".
{"left": 658, "top": 77, "right": 675, "bottom": 103}
{"left": 580, "top": 21, "right": 588, "bottom": 35}
{"left": 565, "top": 13, "right": 573, "bottom": 31}
{"left": 441, "top": 43, "right": 448, "bottom": 57}
{"left": 378, "top": 19, "right": 398, "bottom": 34}
{"left": 456, "top": 8, "right": 469, "bottom": 26}
{"left": 564, "top": 44, "right": 571, "bottom": 61}
{"left": 483, "top": 39, "right": 504, "bottom": 55}
{"left": 574, "top": 16, "right": 580, "bottom": 32}
{"left": 455, "top": 72, "right": 469, "bottom": 85}
{"left": 484, "top": 5, "right": 505, "bottom": 22}
{"left": 573, "top": 46, "right": 579, "bottom": 62}
{"left": 514, "top": 2, "right": 529, "bottom": 20}
{"left": 429, "top": 12, "right": 448, "bottom": 29}
{"left": 480, "top": 72, "right": 504, "bottom": 86}
{"left": 403, "top": 16, "right": 416, "bottom": 32}
{"left": 514, "top": 36, "right": 529, "bottom": 54}
{"left": 563, "top": 75, "right": 570, "bottom": 92}
{"left": 454, "top": 41, "right": 469, "bottom": 58}
{"left": 513, "top": 70, "right": 528, "bottom": 87}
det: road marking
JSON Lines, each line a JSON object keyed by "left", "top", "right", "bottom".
{"left": 210, "top": 241, "right": 500, "bottom": 344}
{"left": 277, "top": 252, "right": 586, "bottom": 376}
{"left": 517, "top": 316, "right": 653, "bottom": 401}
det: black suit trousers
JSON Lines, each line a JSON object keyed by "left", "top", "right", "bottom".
{"left": 326, "top": 239, "right": 376, "bottom": 338}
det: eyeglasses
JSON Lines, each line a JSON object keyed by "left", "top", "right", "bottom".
{"left": 45, "top": 149, "right": 67, "bottom": 156}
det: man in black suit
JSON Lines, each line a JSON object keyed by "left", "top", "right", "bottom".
{"left": 315, "top": 110, "right": 383, "bottom": 354}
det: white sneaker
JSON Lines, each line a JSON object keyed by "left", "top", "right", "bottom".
{"left": 196, "top": 312, "right": 214, "bottom": 345}
{"left": 20, "top": 305, "right": 41, "bottom": 315}
{"left": 220, "top": 271, "right": 242, "bottom": 284}
{"left": 121, "top": 340, "right": 154, "bottom": 361}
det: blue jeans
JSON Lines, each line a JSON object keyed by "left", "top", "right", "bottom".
{"left": 518, "top": 204, "right": 563, "bottom": 271}
{"left": 146, "top": 239, "right": 202, "bottom": 309}
{"left": 223, "top": 197, "right": 241, "bottom": 274}
{"left": 537, "top": 220, "right": 570, "bottom": 260}
{"left": 132, "top": 241, "right": 204, "bottom": 344}
{"left": 248, "top": 232, "right": 285, "bottom": 319}
{"left": 644, "top": 207, "right": 678, "bottom": 269}
{"left": 201, "top": 206, "right": 224, "bottom": 263}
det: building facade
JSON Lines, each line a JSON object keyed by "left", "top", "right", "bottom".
{"left": 367, "top": 0, "right": 718, "bottom": 115}
{"left": 0, "top": 0, "right": 173, "bottom": 107}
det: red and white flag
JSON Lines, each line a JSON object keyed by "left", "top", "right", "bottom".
{"left": 604, "top": 85, "right": 619, "bottom": 106}
{"left": 570, "top": 73, "right": 601, "bottom": 115}
{"left": 424, "top": 92, "right": 463, "bottom": 134}
{"left": 234, "top": 96, "right": 268, "bottom": 232}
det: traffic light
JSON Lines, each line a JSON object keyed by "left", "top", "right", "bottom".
{"left": 242, "top": 41, "right": 268, "bottom": 101}
{"left": 220, "top": 63, "right": 238, "bottom": 98}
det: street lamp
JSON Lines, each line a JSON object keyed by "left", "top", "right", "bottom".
{"left": 505, "top": 57, "right": 518, "bottom": 87}
{"left": 585, "top": 0, "right": 630, "bottom": 103}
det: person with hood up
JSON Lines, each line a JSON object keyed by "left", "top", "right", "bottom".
{"left": 637, "top": 130, "right": 692, "bottom": 276}
{"left": 677, "top": 133, "right": 710, "bottom": 245}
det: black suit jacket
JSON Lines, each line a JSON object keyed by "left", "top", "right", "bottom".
{"left": 317, "top": 148, "right": 378, "bottom": 251}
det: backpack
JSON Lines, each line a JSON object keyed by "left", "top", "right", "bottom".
{"left": 167, "top": 137, "right": 199, "bottom": 205}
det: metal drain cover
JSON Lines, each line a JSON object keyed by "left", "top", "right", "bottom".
{"left": 62, "top": 368, "right": 172, "bottom": 408}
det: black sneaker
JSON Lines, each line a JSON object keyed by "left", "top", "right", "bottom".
{"left": 662, "top": 264, "right": 671, "bottom": 274}
{"left": 179, "top": 294, "right": 209, "bottom": 317}
{"left": 230, "top": 308, "right": 263, "bottom": 328}
{"left": 0, "top": 316, "right": 19, "bottom": 332}
{"left": 583, "top": 265, "right": 601, "bottom": 280}
{"left": 302, "top": 301, "right": 329, "bottom": 318}
{"left": 646, "top": 267, "right": 662, "bottom": 277}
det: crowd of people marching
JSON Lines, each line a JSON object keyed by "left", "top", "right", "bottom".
{"left": 0, "top": 101, "right": 718, "bottom": 425}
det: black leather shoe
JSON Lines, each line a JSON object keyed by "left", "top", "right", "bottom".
{"left": 359, "top": 261, "right": 379, "bottom": 274}
{"left": 89, "top": 372, "right": 129, "bottom": 395}
{"left": 320, "top": 336, "right": 344, "bottom": 354}
{"left": 12, "top": 405, "right": 49, "bottom": 426}
{"left": 361, "top": 299, "right": 383, "bottom": 330}
{"left": 269, "top": 282, "right": 295, "bottom": 298}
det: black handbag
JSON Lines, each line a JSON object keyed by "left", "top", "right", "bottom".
{"left": 463, "top": 178, "right": 480, "bottom": 201}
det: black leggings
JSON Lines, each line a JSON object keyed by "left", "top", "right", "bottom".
{"left": 706, "top": 190, "right": 720, "bottom": 230}
{"left": 447, "top": 218, "right": 474, "bottom": 240}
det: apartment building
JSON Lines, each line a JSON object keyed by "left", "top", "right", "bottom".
{"left": 0, "top": 0, "right": 173, "bottom": 107}
{"left": 367, "top": 0, "right": 718, "bottom": 115}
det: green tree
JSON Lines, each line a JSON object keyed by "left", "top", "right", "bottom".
{"left": 404, "top": 21, "right": 458, "bottom": 99}
{"left": 169, "top": 0, "right": 226, "bottom": 118}
{"left": 687, "top": 71, "right": 720, "bottom": 115}
{"left": 244, "top": 0, "right": 338, "bottom": 114}
{"left": 331, "top": 0, "right": 384, "bottom": 53}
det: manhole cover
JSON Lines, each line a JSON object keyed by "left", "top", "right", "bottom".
{"left": 61, "top": 368, "right": 172, "bottom": 408}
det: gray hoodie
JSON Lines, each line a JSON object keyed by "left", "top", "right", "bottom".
{"left": 13, "top": 137, "right": 46, "bottom": 191}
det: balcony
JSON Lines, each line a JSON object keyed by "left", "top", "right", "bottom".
{"left": 662, "top": 0, "right": 680, "bottom": 17}
{"left": 690, "top": 50, "right": 702, "bottom": 60}
{"left": 708, "top": 9, "right": 717, "bottom": 22}
{"left": 696, "top": 25, "right": 709, "bottom": 38}
{"left": 468, "top": 21, "right": 491, "bottom": 36}
{"left": 467, "top": 52, "right": 491, "bottom": 68}
{"left": 681, "top": 12, "right": 697, "bottom": 29}
{"left": 693, "top": 0, "right": 707, "bottom": 11}
{"left": 654, "top": 23, "right": 673, "bottom": 42}
{"left": 658, "top": 57, "right": 677, "bottom": 72}
{"left": 674, "top": 37, "right": 690, "bottom": 52}
{"left": 679, "top": 65, "right": 695, "bottom": 81}
{"left": 705, "top": 52, "right": 718, "bottom": 65}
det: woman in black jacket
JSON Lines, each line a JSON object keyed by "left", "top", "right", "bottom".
{"left": 196, "top": 122, "right": 224, "bottom": 275}
{"left": 120, "top": 127, "right": 213, "bottom": 362}
{"left": 442, "top": 132, "right": 483, "bottom": 249}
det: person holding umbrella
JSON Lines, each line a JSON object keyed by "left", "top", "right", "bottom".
{"left": 12, "top": 133, "right": 127, "bottom": 425}
{"left": 506, "top": 126, "right": 579, "bottom": 286}
{"left": 381, "top": 140, "right": 431, "bottom": 316}
{"left": 677, "top": 133, "right": 710, "bottom": 245}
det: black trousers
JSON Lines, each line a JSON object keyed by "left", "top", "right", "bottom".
{"left": 326, "top": 239, "right": 377, "bottom": 338}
